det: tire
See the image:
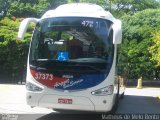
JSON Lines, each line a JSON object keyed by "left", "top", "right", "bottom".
{"left": 120, "top": 92, "right": 124, "bottom": 99}
{"left": 109, "top": 84, "right": 119, "bottom": 114}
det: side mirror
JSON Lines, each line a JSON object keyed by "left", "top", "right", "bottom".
{"left": 18, "top": 18, "right": 39, "bottom": 40}
{"left": 112, "top": 19, "right": 122, "bottom": 44}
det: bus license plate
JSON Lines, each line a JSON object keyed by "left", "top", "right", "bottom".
{"left": 58, "top": 98, "right": 72, "bottom": 104}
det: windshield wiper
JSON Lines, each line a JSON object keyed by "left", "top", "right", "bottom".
{"left": 69, "top": 58, "right": 107, "bottom": 63}
{"left": 30, "top": 59, "right": 106, "bottom": 73}
{"left": 31, "top": 59, "right": 67, "bottom": 69}
{"left": 86, "top": 65, "right": 105, "bottom": 73}
{"left": 73, "top": 64, "right": 106, "bottom": 73}
{"left": 30, "top": 59, "right": 52, "bottom": 70}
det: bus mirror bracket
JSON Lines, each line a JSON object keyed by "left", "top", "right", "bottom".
{"left": 18, "top": 18, "right": 39, "bottom": 40}
{"left": 112, "top": 19, "right": 122, "bottom": 44}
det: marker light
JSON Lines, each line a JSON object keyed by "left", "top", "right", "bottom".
{"left": 26, "top": 82, "right": 43, "bottom": 92}
{"left": 91, "top": 85, "right": 114, "bottom": 96}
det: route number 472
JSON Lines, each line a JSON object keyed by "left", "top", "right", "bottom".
{"left": 81, "top": 21, "right": 94, "bottom": 27}
{"left": 81, "top": 20, "right": 100, "bottom": 28}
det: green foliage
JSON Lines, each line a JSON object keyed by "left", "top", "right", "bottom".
{"left": 0, "top": 0, "right": 10, "bottom": 19}
{"left": 0, "top": 17, "right": 33, "bottom": 82}
{"left": 0, "top": 17, "right": 19, "bottom": 40}
{"left": 149, "top": 31, "right": 160, "bottom": 67}
{"left": 112, "top": 0, "right": 160, "bottom": 17}
{"left": 9, "top": 2, "right": 37, "bottom": 17}
{"left": 8, "top": 0, "right": 68, "bottom": 18}
{"left": 119, "top": 9, "right": 160, "bottom": 79}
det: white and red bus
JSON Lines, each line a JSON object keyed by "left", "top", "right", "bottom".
{"left": 18, "top": 3, "right": 124, "bottom": 112}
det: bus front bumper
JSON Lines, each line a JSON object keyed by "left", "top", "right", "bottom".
{"left": 27, "top": 93, "right": 114, "bottom": 112}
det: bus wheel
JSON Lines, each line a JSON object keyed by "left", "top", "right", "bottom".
{"left": 109, "top": 87, "right": 119, "bottom": 114}
{"left": 112, "top": 95, "right": 119, "bottom": 113}
{"left": 120, "top": 92, "right": 124, "bottom": 99}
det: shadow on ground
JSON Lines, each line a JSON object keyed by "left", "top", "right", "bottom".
{"left": 17, "top": 95, "right": 160, "bottom": 120}
{"left": 117, "top": 95, "right": 160, "bottom": 114}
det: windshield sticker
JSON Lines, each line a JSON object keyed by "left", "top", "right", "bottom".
{"left": 54, "top": 79, "right": 84, "bottom": 89}
{"left": 57, "top": 52, "right": 68, "bottom": 61}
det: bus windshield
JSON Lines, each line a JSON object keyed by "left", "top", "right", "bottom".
{"left": 30, "top": 17, "right": 114, "bottom": 74}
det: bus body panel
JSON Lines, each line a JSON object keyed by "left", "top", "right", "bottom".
{"left": 26, "top": 89, "right": 115, "bottom": 112}
{"left": 26, "top": 54, "right": 119, "bottom": 112}
{"left": 41, "top": 3, "right": 115, "bottom": 22}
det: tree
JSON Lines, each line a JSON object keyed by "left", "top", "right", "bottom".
{"left": 8, "top": 0, "right": 68, "bottom": 18}
{"left": 0, "top": 17, "right": 33, "bottom": 82}
{"left": 9, "top": 1, "right": 37, "bottom": 17}
{"left": 0, "top": 0, "right": 10, "bottom": 19}
{"left": 114, "top": 0, "right": 160, "bottom": 13}
{"left": 112, "top": 0, "right": 160, "bottom": 17}
{"left": 119, "top": 9, "right": 160, "bottom": 79}
{"left": 149, "top": 31, "right": 160, "bottom": 67}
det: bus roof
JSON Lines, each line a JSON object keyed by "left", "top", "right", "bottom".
{"left": 41, "top": 3, "right": 115, "bottom": 22}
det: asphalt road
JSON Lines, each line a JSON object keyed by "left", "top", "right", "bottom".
{"left": 0, "top": 84, "right": 160, "bottom": 120}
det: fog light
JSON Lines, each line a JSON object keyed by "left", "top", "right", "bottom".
{"left": 91, "top": 85, "right": 114, "bottom": 96}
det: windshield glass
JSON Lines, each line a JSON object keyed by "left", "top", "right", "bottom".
{"left": 30, "top": 17, "right": 114, "bottom": 74}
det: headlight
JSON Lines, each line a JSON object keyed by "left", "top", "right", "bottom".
{"left": 26, "top": 82, "right": 43, "bottom": 92}
{"left": 91, "top": 85, "right": 114, "bottom": 96}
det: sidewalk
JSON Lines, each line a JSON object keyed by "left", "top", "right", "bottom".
{"left": 0, "top": 84, "right": 159, "bottom": 114}
{"left": 125, "top": 87, "right": 160, "bottom": 97}
{"left": 0, "top": 84, "right": 53, "bottom": 114}
{"left": 125, "top": 87, "right": 160, "bottom": 104}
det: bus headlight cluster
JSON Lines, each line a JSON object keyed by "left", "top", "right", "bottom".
{"left": 91, "top": 85, "right": 114, "bottom": 96}
{"left": 26, "top": 82, "right": 43, "bottom": 92}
